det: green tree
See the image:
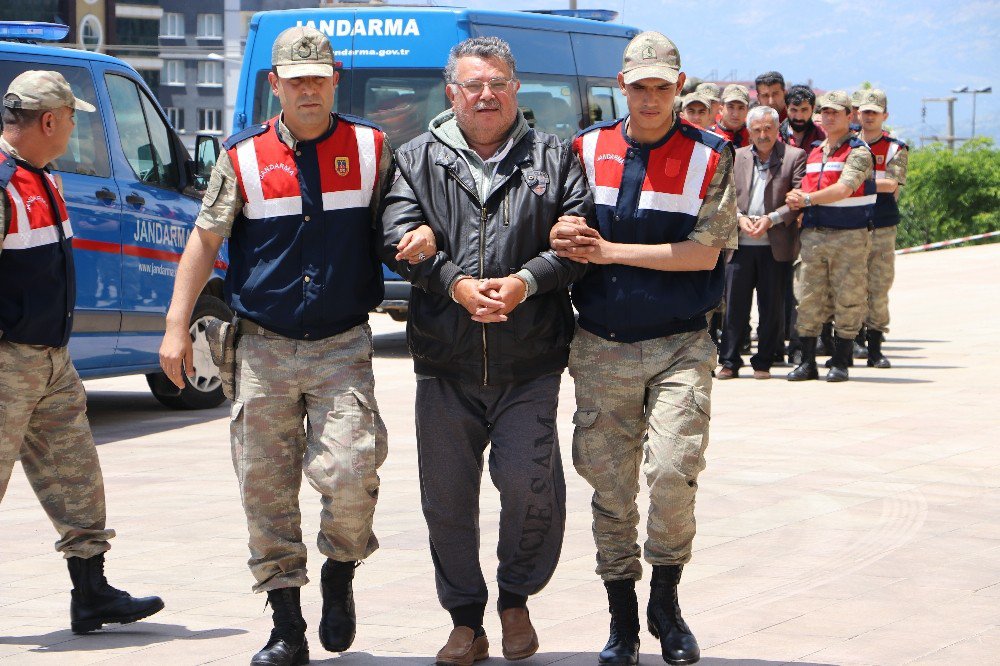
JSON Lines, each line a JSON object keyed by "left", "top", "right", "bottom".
{"left": 897, "top": 137, "right": 1000, "bottom": 249}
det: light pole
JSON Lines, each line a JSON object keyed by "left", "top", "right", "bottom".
{"left": 952, "top": 85, "right": 992, "bottom": 138}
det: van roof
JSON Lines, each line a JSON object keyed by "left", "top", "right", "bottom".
{"left": 0, "top": 40, "right": 129, "bottom": 66}
{"left": 252, "top": 6, "right": 637, "bottom": 38}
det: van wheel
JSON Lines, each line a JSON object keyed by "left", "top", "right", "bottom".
{"left": 146, "top": 295, "right": 232, "bottom": 410}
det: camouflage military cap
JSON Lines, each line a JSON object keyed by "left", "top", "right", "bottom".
{"left": 850, "top": 89, "right": 866, "bottom": 106}
{"left": 682, "top": 93, "right": 711, "bottom": 110}
{"left": 818, "top": 90, "right": 853, "bottom": 112}
{"left": 696, "top": 82, "right": 722, "bottom": 102}
{"left": 3, "top": 70, "right": 95, "bottom": 112}
{"left": 622, "top": 31, "right": 680, "bottom": 85}
{"left": 858, "top": 88, "right": 887, "bottom": 113}
{"left": 272, "top": 26, "right": 335, "bottom": 78}
{"left": 721, "top": 84, "right": 750, "bottom": 105}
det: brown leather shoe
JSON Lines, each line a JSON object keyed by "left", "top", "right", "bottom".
{"left": 499, "top": 608, "right": 539, "bottom": 660}
{"left": 436, "top": 626, "right": 489, "bottom": 666}
{"left": 717, "top": 367, "right": 737, "bottom": 379}
{"left": 753, "top": 369, "right": 771, "bottom": 380}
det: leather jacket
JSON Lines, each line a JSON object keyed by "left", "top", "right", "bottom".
{"left": 381, "top": 124, "right": 592, "bottom": 386}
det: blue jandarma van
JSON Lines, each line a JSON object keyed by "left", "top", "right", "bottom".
{"left": 230, "top": 8, "right": 638, "bottom": 320}
{"left": 0, "top": 23, "right": 229, "bottom": 409}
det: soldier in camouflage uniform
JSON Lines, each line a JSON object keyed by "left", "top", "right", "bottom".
{"left": 786, "top": 91, "right": 876, "bottom": 382}
{"left": 551, "top": 32, "right": 737, "bottom": 666}
{"left": 160, "top": 28, "right": 432, "bottom": 666}
{"left": 0, "top": 71, "right": 163, "bottom": 634}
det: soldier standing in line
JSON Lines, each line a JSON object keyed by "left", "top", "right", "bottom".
{"left": 710, "top": 84, "right": 751, "bottom": 148}
{"left": 855, "top": 89, "right": 908, "bottom": 368}
{"left": 785, "top": 91, "right": 876, "bottom": 383}
{"left": 159, "top": 27, "right": 432, "bottom": 666}
{"left": 696, "top": 81, "right": 723, "bottom": 123}
{"left": 0, "top": 71, "right": 164, "bottom": 634}
{"left": 551, "top": 31, "right": 738, "bottom": 665}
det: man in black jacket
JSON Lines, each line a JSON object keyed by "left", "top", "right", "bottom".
{"left": 381, "top": 36, "right": 592, "bottom": 666}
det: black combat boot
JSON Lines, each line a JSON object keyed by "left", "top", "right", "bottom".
{"left": 599, "top": 579, "right": 640, "bottom": 665}
{"left": 647, "top": 565, "right": 699, "bottom": 664}
{"left": 817, "top": 322, "right": 836, "bottom": 356}
{"left": 319, "top": 559, "right": 358, "bottom": 652}
{"left": 866, "top": 329, "right": 891, "bottom": 368}
{"left": 67, "top": 553, "right": 164, "bottom": 634}
{"left": 252, "top": 587, "right": 309, "bottom": 666}
{"left": 787, "top": 337, "right": 819, "bottom": 381}
{"left": 826, "top": 337, "right": 853, "bottom": 382}
{"left": 853, "top": 325, "right": 869, "bottom": 359}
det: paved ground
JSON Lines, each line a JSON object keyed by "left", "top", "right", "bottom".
{"left": 2, "top": 244, "right": 998, "bottom": 665}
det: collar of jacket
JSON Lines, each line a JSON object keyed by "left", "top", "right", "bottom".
{"left": 431, "top": 118, "right": 535, "bottom": 204}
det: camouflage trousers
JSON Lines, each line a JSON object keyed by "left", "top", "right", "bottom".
{"left": 0, "top": 342, "right": 115, "bottom": 558}
{"left": 795, "top": 227, "right": 871, "bottom": 339}
{"left": 231, "top": 323, "right": 387, "bottom": 592}
{"left": 864, "top": 226, "right": 897, "bottom": 333}
{"left": 569, "top": 326, "right": 715, "bottom": 581}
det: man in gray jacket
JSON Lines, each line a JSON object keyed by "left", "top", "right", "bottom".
{"left": 381, "top": 36, "right": 592, "bottom": 666}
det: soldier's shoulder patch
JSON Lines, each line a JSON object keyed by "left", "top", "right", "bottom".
{"left": 338, "top": 113, "right": 384, "bottom": 133}
{"left": 890, "top": 137, "right": 909, "bottom": 151}
{"left": 222, "top": 123, "right": 270, "bottom": 151}
{"left": 848, "top": 136, "right": 870, "bottom": 150}
{"left": 203, "top": 168, "right": 225, "bottom": 207}
{"left": 0, "top": 154, "right": 16, "bottom": 189}
{"left": 574, "top": 117, "right": 622, "bottom": 139}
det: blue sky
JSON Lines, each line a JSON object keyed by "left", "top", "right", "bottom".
{"left": 411, "top": 0, "right": 1000, "bottom": 146}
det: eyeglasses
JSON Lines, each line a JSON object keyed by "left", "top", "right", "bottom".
{"left": 451, "top": 77, "right": 515, "bottom": 95}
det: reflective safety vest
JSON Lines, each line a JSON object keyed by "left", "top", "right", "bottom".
{"left": 571, "top": 116, "right": 730, "bottom": 343}
{"left": 868, "top": 134, "right": 907, "bottom": 229}
{"left": 801, "top": 137, "right": 876, "bottom": 230}
{"left": 710, "top": 122, "right": 749, "bottom": 149}
{"left": 0, "top": 154, "right": 75, "bottom": 347}
{"left": 224, "top": 114, "right": 386, "bottom": 340}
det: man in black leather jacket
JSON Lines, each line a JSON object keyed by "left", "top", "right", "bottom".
{"left": 381, "top": 36, "right": 592, "bottom": 666}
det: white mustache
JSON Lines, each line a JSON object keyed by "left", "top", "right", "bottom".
{"left": 475, "top": 100, "right": 500, "bottom": 111}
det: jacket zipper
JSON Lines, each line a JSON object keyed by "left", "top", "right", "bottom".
{"left": 446, "top": 164, "right": 491, "bottom": 386}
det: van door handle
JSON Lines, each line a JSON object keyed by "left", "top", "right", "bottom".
{"left": 95, "top": 188, "right": 116, "bottom": 202}
{"left": 125, "top": 193, "right": 145, "bottom": 207}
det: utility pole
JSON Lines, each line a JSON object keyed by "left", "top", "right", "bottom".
{"left": 952, "top": 86, "right": 993, "bottom": 138}
{"left": 921, "top": 96, "right": 959, "bottom": 150}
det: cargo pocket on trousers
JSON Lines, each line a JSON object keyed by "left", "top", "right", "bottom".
{"left": 670, "top": 388, "right": 711, "bottom": 479}
{"left": 571, "top": 408, "right": 607, "bottom": 488}
{"left": 229, "top": 400, "right": 246, "bottom": 481}
{"left": 349, "top": 388, "right": 388, "bottom": 481}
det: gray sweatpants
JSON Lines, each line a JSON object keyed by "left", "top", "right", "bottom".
{"left": 415, "top": 374, "right": 566, "bottom": 610}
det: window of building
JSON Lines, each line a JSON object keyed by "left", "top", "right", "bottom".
{"left": 196, "top": 14, "right": 222, "bottom": 39}
{"left": 164, "top": 60, "right": 185, "bottom": 86}
{"left": 79, "top": 14, "right": 103, "bottom": 51}
{"left": 160, "top": 12, "right": 184, "bottom": 38}
{"left": 197, "top": 60, "right": 222, "bottom": 86}
{"left": 166, "top": 107, "right": 184, "bottom": 131}
{"left": 198, "top": 108, "right": 223, "bottom": 133}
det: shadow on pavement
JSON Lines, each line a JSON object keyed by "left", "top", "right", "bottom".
{"left": 308, "top": 654, "right": 836, "bottom": 665}
{"left": 373, "top": 330, "right": 410, "bottom": 360}
{"left": 84, "top": 391, "right": 229, "bottom": 445}
{"left": 848, "top": 376, "right": 933, "bottom": 384}
{"left": 0, "top": 623, "right": 246, "bottom": 652}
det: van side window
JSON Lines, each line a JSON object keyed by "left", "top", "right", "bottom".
{"left": 587, "top": 83, "right": 628, "bottom": 127}
{"left": 357, "top": 71, "right": 444, "bottom": 148}
{"left": 516, "top": 75, "right": 581, "bottom": 141}
{"left": 0, "top": 61, "right": 110, "bottom": 177}
{"left": 105, "top": 74, "right": 179, "bottom": 189}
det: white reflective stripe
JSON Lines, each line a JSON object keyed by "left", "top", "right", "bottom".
{"left": 806, "top": 161, "right": 846, "bottom": 173}
{"left": 322, "top": 189, "right": 368, "bottom": 210}
{"left": 636, "top": 142, "right": 711, "bottom": 216}
{"left": 1, "top": 185, "right": 71, "bottom": 249}
{"left": 885, "top": 141, "right": 900, "bottom": 164}
{"left": 235, "top": 139, "right": 303, "bottom": 219}
{"left": 581, "top": 130, "right": 599, "bottom": 189}
{"left": 350, "top": 125, "right": 376, "bottom": 209}
{"left": 7, "top": 183, "right": 28, "bottom": 227}
{"left": 593, "top": 185, "right": 618, "bottom": 207}
{"left": 245, "top": 196, "right": 302, "bottom": 219}
{"left": 823, "top": 194, "right": 877, "bottom": 207}
{"left": 875, "top": 169, "right": 887, "bottom": 179}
